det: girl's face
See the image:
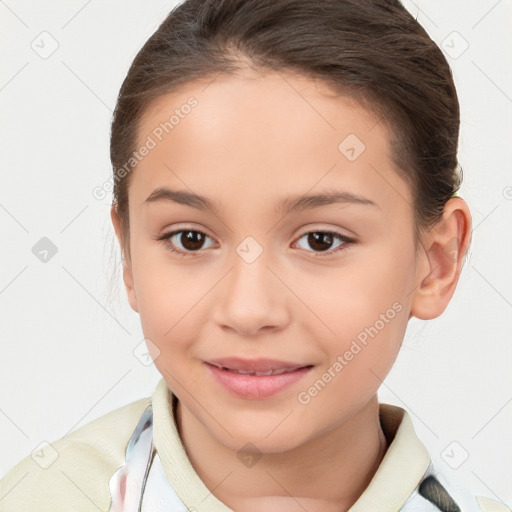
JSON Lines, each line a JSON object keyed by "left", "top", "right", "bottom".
{"left": 119, "top": 69, "right": 425, "bottom": 452}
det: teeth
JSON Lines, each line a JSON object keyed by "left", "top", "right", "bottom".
{"left": 238, "top": 369, "right": 273, "bottom": 376}
{"left": 271, "top": 368, "right": 293, "bottom": 375}
{"left": 222, "top": 366, "right": 302, "bottom": 376}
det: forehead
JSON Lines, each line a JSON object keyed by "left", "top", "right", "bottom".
{"left": 131, "top": 68, "right": 411, "bottom": 217}
{"left": 137, "top": 68, "right": 381, "bottom": 154}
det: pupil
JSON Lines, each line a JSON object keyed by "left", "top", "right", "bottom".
{"left": 308, "top": 232, "right": 333, "bottom": 251}
{"left": 182, "top": 231, "right": 204, "bottom": 250}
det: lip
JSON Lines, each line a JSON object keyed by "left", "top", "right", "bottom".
{"left": 204, "top": 358, "right": 313, "bottom": 400}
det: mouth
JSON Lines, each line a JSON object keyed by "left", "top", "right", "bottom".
{"left": 203, "top": 357, "right": 314, "bottom": 399}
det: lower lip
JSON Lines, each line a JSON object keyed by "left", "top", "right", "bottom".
{"left": 204, "top": 363, "right": 313, "bottom": 400}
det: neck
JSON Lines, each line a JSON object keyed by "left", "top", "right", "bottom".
{"left": 176, "top": 396, "right": 388, "bottom": 512}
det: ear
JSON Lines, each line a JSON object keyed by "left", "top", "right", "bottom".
{"left": 110, "top": 205, "right": 139, "bottom": 313}
{"left": 410, "top": 197, "right": 472, "bottom": 320}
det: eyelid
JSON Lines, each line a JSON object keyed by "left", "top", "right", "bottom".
{"left": 294, "top": 221, "right": 357, "bottom": 239}
{"left": 158, "top": 221, "right": 214, "bottom": 237}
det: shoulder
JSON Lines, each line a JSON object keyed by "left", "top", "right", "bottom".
{"left": 417, "top": 469, "right": 512, "bottom": 512}
{"left": 0, "top": 396, "right": 151, "bottom": 512}
{"left": 378, "top": 404, "right": 511, "bottom": 512}
{"left": 476, "top": 496, "right": 512, "bottom": 512}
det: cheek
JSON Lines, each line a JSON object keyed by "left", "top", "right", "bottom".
{"left": 297, "top": 240, "right": 414, "bottom": 385}
{"left": 305, "top": 279, "right": 408, "bottom": 377}
{"left": 130, "top": 247, "right": 206, "bottom": 356}
{"left": 299, "top": 243, "right": 414, "bottom": 334}
{"left": 296, "top": 294, "right": 409, "bottom": 418}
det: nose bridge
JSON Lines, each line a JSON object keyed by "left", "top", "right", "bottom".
{"left": 229, "top": 236, "right": 276, "bottom": 306}
{"left": 213, "top": 236, "right": 288, "bottom": 334}
{"left": 232, "top": 239, "right": 271, "bottom": 292}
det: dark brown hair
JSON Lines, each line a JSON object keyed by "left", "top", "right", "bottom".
{"left": 110, "top": 0, "right": 462, "bottom": 260}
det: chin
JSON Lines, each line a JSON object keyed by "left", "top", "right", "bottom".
{"left": 208, "top": 417, "right": 308, "bottom": 454}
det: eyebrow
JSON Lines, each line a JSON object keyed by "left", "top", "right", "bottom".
{"left": 143, "top": 186, "right": 378, "bottom": 215}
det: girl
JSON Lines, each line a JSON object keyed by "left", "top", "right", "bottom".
{"left": 0, "top": 0, "right": 509, "bottom": 511}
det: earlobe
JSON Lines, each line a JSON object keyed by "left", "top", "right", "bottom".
{"left": 410, "top": 198, "right": 472, "bottom": 320}
{"left": 110, "top": 206, "right": 139, "bottom": 313}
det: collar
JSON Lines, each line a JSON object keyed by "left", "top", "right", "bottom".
{"left": 151, "top": 378, "right": 432, "bottom": 511}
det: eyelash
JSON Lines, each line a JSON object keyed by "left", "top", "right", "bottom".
{"left": 157, "top": 229, "right": 355, "bottom": 258}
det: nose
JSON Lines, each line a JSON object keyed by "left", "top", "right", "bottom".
{"left": 213, "top": 247, "right": 290, "bottom": 337}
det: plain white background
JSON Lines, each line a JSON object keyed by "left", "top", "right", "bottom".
{"left": 1, "top": 0, "right": 511, "bottom": 506}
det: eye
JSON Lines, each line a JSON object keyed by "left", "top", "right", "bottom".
{"left": 293, "top": 231, "right": 354, "bottom": 256}
{"left": 157, "top": 229, "right": 216, "bottom": 257}
{"left": 157, "top": 228, "right": 355, "bottom": 258}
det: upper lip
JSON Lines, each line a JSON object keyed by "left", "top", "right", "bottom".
{"left": 205, "top": 357, "right": 311, "bottom": 372}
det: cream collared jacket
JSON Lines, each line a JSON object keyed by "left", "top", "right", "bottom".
{"left": 0, "top": 378, "right": 509, "bottom": 512}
